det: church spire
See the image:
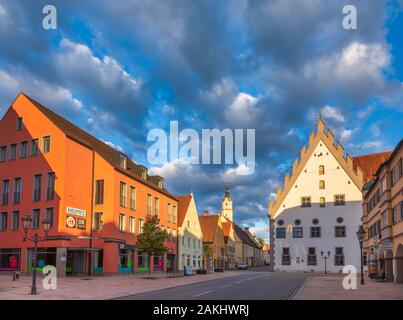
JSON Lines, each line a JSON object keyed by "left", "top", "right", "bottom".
{"left": 221, "top": 185, "right": 233, "bottom": 221}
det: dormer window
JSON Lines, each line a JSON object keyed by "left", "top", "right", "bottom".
{"left": 118, "top": 153, "right": 127, "bottom": 169}
{"left": 16, "top": 117, "right": 23, "bottom": 131}
{"left": 142, "top": 169, "right": 147, "bottom": 180}
{"left": 158, "top": 180, "right": 163, "bottom": 189}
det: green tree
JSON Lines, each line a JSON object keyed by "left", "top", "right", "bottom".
{"left": 136, "top": 216, "right": 168, "bottom": 274}
{"left": 257, "top": 238, "right": 265, "bottom": 248}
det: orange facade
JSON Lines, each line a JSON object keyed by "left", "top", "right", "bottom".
{"left": 0, "top": 93, "right": 178, "bottom": 275}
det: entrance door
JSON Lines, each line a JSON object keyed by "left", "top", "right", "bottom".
{"left": 67, "top": 251, "right": 85, "bottom": 275}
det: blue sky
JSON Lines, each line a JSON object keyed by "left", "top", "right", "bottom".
{"left": 0, "top": 0, "right": 402, "bottom": 242}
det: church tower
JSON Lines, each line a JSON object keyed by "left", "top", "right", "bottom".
{"left": 221, "top": 186, "right": 233, "bottom": 221}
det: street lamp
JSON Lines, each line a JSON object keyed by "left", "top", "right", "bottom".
{"left": 320, "top": 251, "right": 330, "bottom": 274}
{"left": 356, "top": 225, "right": 366, "bottom": 285}
{"left": 22, "top": 213, "right": 51, "bottom": 295}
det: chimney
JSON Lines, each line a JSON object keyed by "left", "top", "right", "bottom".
{"left": 203, "top": 210, "right": 209, "bottom": 216}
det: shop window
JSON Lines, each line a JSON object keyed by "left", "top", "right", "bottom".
{"left": 0, "top": 249, "right": 20, "bottom": 271}
{"left": 137, "top": 253, "right": 149, "bottom": 273}
{"left": 154, "top": 256, "right": 164, "bottom": 271}
{"left": 27, "top": 248, "right": 56, "bottom": 272}
{"left": 118, "top": 249, "right": 132, "bottom": 273}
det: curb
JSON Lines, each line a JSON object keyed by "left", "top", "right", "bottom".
{"left": 288, "top": 277, "right": 310, "bottom": 300}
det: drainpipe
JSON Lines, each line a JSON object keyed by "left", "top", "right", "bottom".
{"left": 88, "top": 149, "right": 95, "bottom": 276}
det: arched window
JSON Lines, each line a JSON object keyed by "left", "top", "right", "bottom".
{"left": 319, "top": 165, "right": 325, "bottom": 175}
{"left": 319, "top": 180, "right": 325, "bottom": 189}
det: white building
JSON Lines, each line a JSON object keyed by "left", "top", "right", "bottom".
{"left": 268, "top": 119, "right": 378, "bottom": 273}
{"left": 177, "top": 194, "right": 203, "bottom": 271}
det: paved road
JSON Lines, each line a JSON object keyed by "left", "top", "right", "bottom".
{"left": 116, "top": 271, "right": 309, "bottom": 300}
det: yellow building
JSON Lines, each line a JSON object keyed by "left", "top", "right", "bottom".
{"left": 199, "top": 212, "right": 225, "bottom": 271}
{"left": 363, "top": 140, "right": 403, "bottom": 282}
{"left": 177, "top": 194, "right": 203, "bottom": 271}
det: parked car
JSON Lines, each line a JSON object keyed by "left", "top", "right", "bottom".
{"left": 237, "top": 263, "right": 248, "bottom": 270}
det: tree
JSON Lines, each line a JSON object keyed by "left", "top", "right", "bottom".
{"left": 257, "top": 238, "right": 265, "bottom": 248}
{"left": 202, "top": 245, "right": 214, "bottom": 271}
{"left": 136, "top": 216, "right": 168, "bottom": 274}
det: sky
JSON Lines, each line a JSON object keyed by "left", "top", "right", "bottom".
{"left": 0, "top": 0, "right": 402, "bottom": 242}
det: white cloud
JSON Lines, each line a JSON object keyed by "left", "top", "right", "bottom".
{"left": 320, "top": 105, "right": 345, "bottom": 122}
{"left": 0, "top": 4, "right": 7, "bottom": 17}
{"left": 0, "top": 69, "right": 82, "bottom": 117}
{"left": 221, "top": 163, "right": 255, "bottom": 181}
{"left": 370, "top": 123, "right": 382, "bottom": 137}
{"left": 225, "top": 92, "right": 260, "bottom": 125}
{"left": 101, "top": 140, "right": 123, "bottom": 152}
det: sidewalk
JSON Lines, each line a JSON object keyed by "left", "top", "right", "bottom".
{"left": 295, "top": 275, "right": 403, "bottom": 300}
{"left": 0, "top": 271, "right": 243, "bottom": 300}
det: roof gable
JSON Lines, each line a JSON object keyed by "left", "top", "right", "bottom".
{"left": 199, "top": 215, "right": 220, "bottom": 242}
{"left": 269, "top": 119, "right": 365, "bottom": 217}
{"left": 177, "top": 194, "right": 195, "bottom": 227}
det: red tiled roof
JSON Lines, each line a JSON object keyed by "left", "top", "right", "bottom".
{"left": 222, "top": 221, "right": 231, "bottom": 237}
{"left": 199, "top": 215, "right": 220, "bottom": 243}
{"left": 353, "top": 151, "right": 392, "bottom": 182}
{"left": 176, "top": 195, "right": 192, "bottom": 227}
{"left": 263, "top": 244, "right": 270, "bottom": 251}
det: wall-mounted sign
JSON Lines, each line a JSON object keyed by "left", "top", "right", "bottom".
{"left": 66, "top": 216, "right": 76, "bottom": 228}
{"left": 77, "top": 218, "right": 86, "bottom": 230}
{"left": 66, "top": 207, "right": 86, "bottom": 217}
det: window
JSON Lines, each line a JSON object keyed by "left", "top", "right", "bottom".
{"left": 335, "top": 247, "right": 345, "bottom": 266}
{"left": 45, "top": 208, "right": 54, "bottom": 228}
{"left": 43, "top": 136, "right": 51, "bottom": 153}
{"left": 118, "top": 153, "right": 127, "bottom": 169}
{"left": 282, "top": 248, "right": 291, "bottom": 265}
{"left": 141, "top": 169, "right": 147, "bottom": 180}
{"left": 129, "top": 216, "right": 135, "bottom": 234}
{"left": 334, "top": 194, "right": 345, "bottom": 206}
{"left": 154, "top": 197, "right": 159, "bottom": 216}
{"left": 187, "top": 237, "right": 191, "bottom": 246}
{"left": 320, "top": 197, "right": 326, "bottom": 207}
{"left": 276, "top": 227, "right": 286, "bottom": 238}
{"left": 310, "top": 226, "right": 321, "bottom": 238}
{"left": 12, "top": 211, "right": 19, "bottom": 230}
{"left": 158, "top": 180, "right": 163, "bottom": 189}
{"left": 13, "top": 178, "right": 21, "bottom": 204}
{"left": 20, "top": 141, "right": 27, "bottom": 158}
{"left": 391, "top": 158, "right": 402, "bottom": 186}
{"left": 172, "top": 205, "right": 177, "bottom": 223}
{"left": 92, "top": 212, "right": 103, "bottom": 231}
{"left": 46, "top": 172, "right": 55, "bottom": 200}
{"left": 277, "top": 219, "right": 284, "bottom": 226}
{"left": 16, "top": 117, "right": 23, "bottom": 130}
{"left": 147, "top": 194, "right": 152, "bottom": 215}
{"left": 167, "top": 203, "right": 171, "bottom": 222}
{"left": 319, "top": 180, "right": 325, "bottom": 190}
{"left": 292, "top": 227, "right": 303, "bottom": 238}
{"left": 9, "top": 144, "right": 17, "bottom": 160}
{"left": 307, "top": 247, "right": 317, "bottom": 265}
{"left": 0, "top": 212, "right": 7, "bottom": 231}
{"left": 31, "top": 139, "right": 39, "bottom": 156}
{"left": 32, "top": 209, "right": 40, "bottom": 229}
{"left": 319, "top": 165, "right": 325, "bottom": 175}
{"left": 336, "top": 217, "right": 344, "bottom": 224}
{"left": 119, "top": 214, "right": 126, "bottom": 232}
{"left": 301, "top": 197, "right": 311, "bottom": 207}
{"left": 1, "top": 180, "right": 10, "bottom": 205}
{"left": 392, "top": 205, "right": 399, "bottom": 225}
{"left": 335, "top": 226, "right": 346, "bottom": 237}
{"left": 120, "top": 182, "right": 127, "bottom": 207}
{"left": 130, "top": 186, "right": 136, "bottom": 210}
{"left": 0, "top": 146, "right": 6, "bottom": 162}
{"left": 32, "top": 174, "right": 42, "bottom": 202}
{"left": 95, "top": 180, "right": 104, "bottom": 205}
{"left": 138, "top": 219, "right": 144, "bottom": 234}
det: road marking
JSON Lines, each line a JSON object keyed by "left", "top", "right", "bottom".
{"left": 246, "top": 277, "right": 254, "bottom": 281}
{"left": 193, "top": 290, "right": 213, "bottom": 297}
{"left": 219, "top": 284, "right": 232, "bottom": 289}
{"left": 234, "top": 280, "right": 244, "bottom": 284}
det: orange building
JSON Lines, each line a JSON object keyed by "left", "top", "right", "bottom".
{"left": 0, "top": 93, "right": 178, "bottom": 276}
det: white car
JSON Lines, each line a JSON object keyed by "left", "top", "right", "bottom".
{"left": 237, "top": 263, "right": 248, "bottom": 270}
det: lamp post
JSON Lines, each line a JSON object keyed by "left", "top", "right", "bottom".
{"left": 356, "top": 225, "right": 366, "bottom": 285}
{"left": 320, "top": 251, "right": 330, "bottom": 274}
{"left": 22, "top": 214, "right": 51, "bottom": 295}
